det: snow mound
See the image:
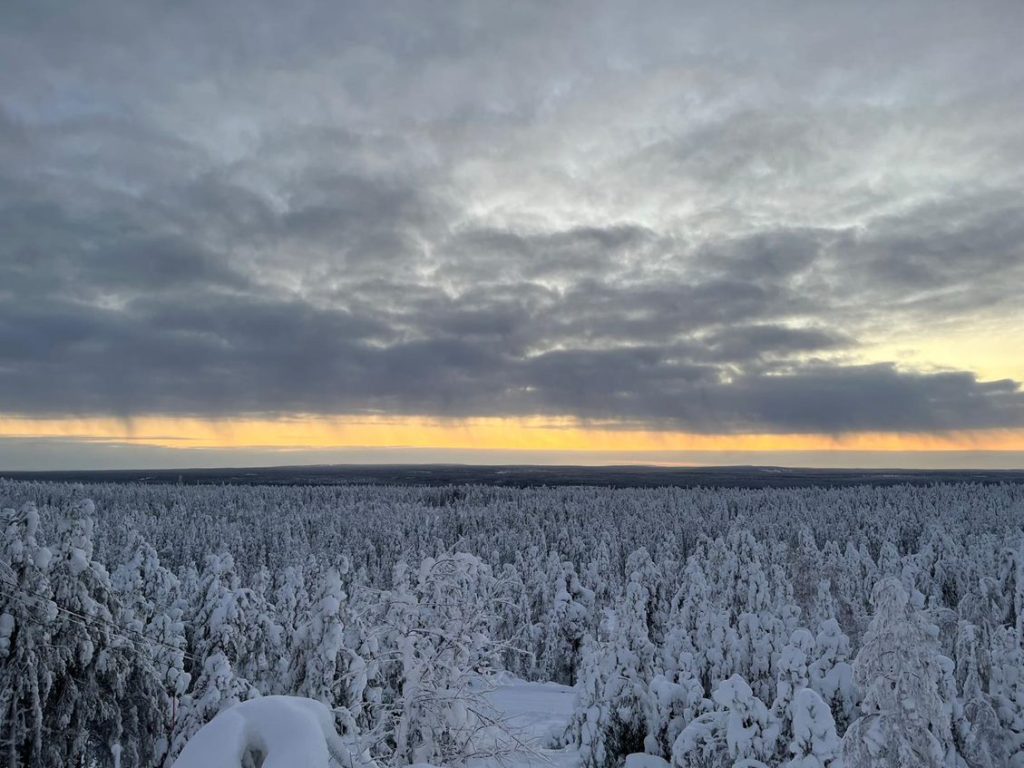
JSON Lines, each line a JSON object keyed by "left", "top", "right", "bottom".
{"left": 171, "top": 696, "right": 352, "bottom": 768}
{"left": 624, "top": 754, "right": 670, "bottom": 768}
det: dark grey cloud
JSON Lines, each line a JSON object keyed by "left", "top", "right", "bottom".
{"left": 2, "top": 0, "right": 1024, "bottom": 435}
{"left": 700, "top": 325, "right": 851, "bottom": 363}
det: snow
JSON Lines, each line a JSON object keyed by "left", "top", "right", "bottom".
{"left": 0, "top": 611, "right": 13, "bottom": 654}
{"left": 485, "top": 673, "right": 577, "bottom": 746}
{"left": 476, "top": 675, "right": 580, "bottom": 768}
{"left": 171, "top": 696, "right": 349, "bottom": 768}
{"left": 34, "top": 545, "right": 52, "bottom": 570}
{"left": 69, "top": 546, "right": 90, "bottom": 576}
{"left": 5, "top": 481, "right": 1024, "bottom": 766}
{"left": 624, "top": 754, "right": 670, "bottom": 768}
{"left": 169, "top": 678, "right": 582, "bottom": 768}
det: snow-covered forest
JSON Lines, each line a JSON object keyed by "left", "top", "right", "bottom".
{"left": 2, "top": 478, "right": 1024, "bottom": 767}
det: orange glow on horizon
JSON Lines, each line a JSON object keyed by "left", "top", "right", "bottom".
{"left": 2, "top": 414, "right": 1023, "bottom": 453}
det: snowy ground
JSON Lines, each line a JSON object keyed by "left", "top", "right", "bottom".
{"left": 476, "top": 674, "right": 579, "bottom": 768}
{"left": 172, "top": 677, "right": 582, "bottom": 768}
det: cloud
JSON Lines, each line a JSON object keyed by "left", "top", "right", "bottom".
{"left": 1, "top": 0, "right": 1024, "bottom": 435}
{"left": 718, "top": 365, "right": 1024, "bottom": 434}
{"left": 700, "top": 325, "right": 852, "bottom": 363}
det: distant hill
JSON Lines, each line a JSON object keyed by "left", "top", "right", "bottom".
{"left": 3, "top": 463, "right": 1024, "bottom": 489}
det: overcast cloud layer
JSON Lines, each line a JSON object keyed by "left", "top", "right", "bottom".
{"left": 2, "top": 0, "right": 1024, "bottom": 434}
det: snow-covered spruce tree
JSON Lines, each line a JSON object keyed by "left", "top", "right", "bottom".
{"left": 956, "top": 576, "right": 1002, "bottom": 686}
{"left": 1001, "top": 538, "right": 1024, "bottom": 638}
{"left": 990, "top": 625, "right": 1024, "bottom": 766}
{"left": 540, "top": 556, "right": 595, "bottom": 685}
{"left": 809, "top": 579, "right": 837, "bottom": 629}
{"left": 584, "top": 537, "right": 616, "bottom": 611}
{"left": 169, "top": 553, "right": 261, "bottom": 763}
{"left": 111, "top": 531, "right": 191, "bottom": 754}
{"left": 570, "top": 634, "right": 615, "bottom": 768}
{"left": 568, "top": 559, "right": 659, "bottom": 768}
{"left": 252, "top": 564, "right": 273, "bottom": 602}
{"left": 0, "top": 503, "right": 57, "bottom": 766}
{"left": 623, "top": 547, "right": 674, "bottom": 647}
{"left": 493, "top": 561, "right": 537, "bottom": 678}
{"left": 955, "top": 622, "right": 1006, "bottom": 768}
{"left": 177, "top": 562, "right": 201, "bottom": 618}
{"left": 274, "top": 564, "right": 309, "bottom": 643}
{"left": 771, "top": 628, "right": 815, "bottom": 758}
{"left": 93, "top": 629, "right": 173, "bottom": 768}
{"left": 963, "top": 572, "right": 1006, "bottom": 628}
{"left": 645, "top": 650, "right": 707, "bottom": 759}
{"left": 735, "top": 609, "right": 787, "bottom": 705}
{"left": 290, "top": 565, "right": 349, "bottom": 703}
{"left": 344, "top": 587, "right": 386, "bottom": 739}
{"left": 376, "top": 560, "right": 417, "bottom": 710}
{"left": 823, "top": 541, "right": 875, "bottom": 645}
{"left": 671, "top": 674, "right": 778, "bottom": 767}
{"left": 289, "top": 564, "right": 367, "bottom": 740}
{"left": 916, "top": 525, "right": 969, "bottom": 613}
{"left": 42, "top": 498, "right": 167, "bottom": 767}
{"left": 791, "top": 527, "right": 823, "bottom": 615}
{"left": 109, "top": 531, "right": 191, "bottom": 766}
{"left": 783, "top": 687, "right": 841, "bottom": 768}
{"left": 705, "top": 531, "right": 773, "bottom": 620}
{"left": 842, "top": 577, "right": 957, "bottom": 768}
{"left": 237, "top": 590, "right": 286, "bottom": 695}
{"left": 953, "top": 621, "right": 988, "bottom": 702}
{"left": 111, "top": 534, "right": 190, "bottom": 695}
{"left": 877, "top": 539, "right": 902, "bottom": 579}
{"left": 807, "top": 618, "right": 856, "bottom": 735}
{"left": 700, "top": 530, "right": 794, "bottom": 703}
{"left": 272, "top": 562, "right": 310, "bottom": 691}
{"left": 668, "top": 558, "right": 740, "bottom": 697}
{"left": 189, "top": 551, "right": 284, "bottom": 688}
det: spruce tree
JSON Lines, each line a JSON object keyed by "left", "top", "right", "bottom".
{"left": 842, "top": 577, "right": 957, "bottom": 768}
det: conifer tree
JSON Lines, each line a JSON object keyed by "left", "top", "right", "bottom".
{"left": 990, "top": 626, "right": 1024, "bottom": 767}
{"left": 808, "top": 618, "right": 857, "bottom": 734}
{"left": 0, "top": 503, "right": 57, "bottom": 766}
{"left": 842, "top": 577, "right": 957, "bottom": 768}
{"left": 44, "top": 499, "right": 163, "bottom": 766}
{"left": 672, "top": 674, "right": 778, "bottom": 767}
{"left": 783, "top": 687, "right": 841, "bottom": 768}
{"left": 955, "top": 623, "right": 1005, "bottom": 768}
{"left": 289, "top": 564, "right": 366, "bottom": 734}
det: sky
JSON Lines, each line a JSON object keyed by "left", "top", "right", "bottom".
{"left": 1, "top": 0, "right": 1023, "bottom": 470}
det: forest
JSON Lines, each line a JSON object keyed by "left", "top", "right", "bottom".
{"left": 1, "top": 478, "right": 1023, "bottom": 767}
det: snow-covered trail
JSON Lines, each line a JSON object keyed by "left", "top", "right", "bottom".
{"left": 478, "top": 676, "right": 579, "bottom": 768}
